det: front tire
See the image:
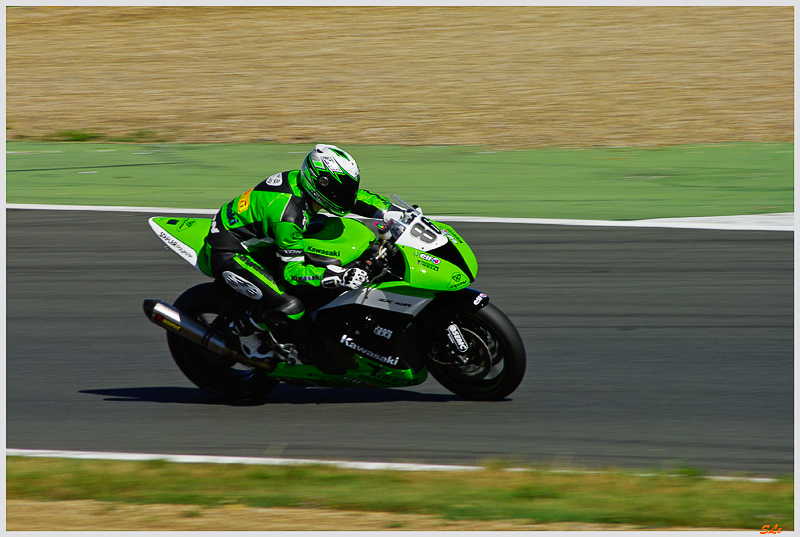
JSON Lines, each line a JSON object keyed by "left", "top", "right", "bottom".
{"left": 167, "top": 282, "right": 279, "bottom": 402}
{"left": 421, "top": 303, "right": 526, "bottom": 401}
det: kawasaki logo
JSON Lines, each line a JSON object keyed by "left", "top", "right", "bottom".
{"left": 340, "top": 335, "right": 399, "bottom": 365}
{"left": 308, "top": 245, "right": 341, "bottom": 257}
{"left": 177, "top": 218, "right": 197, "bottom": 232}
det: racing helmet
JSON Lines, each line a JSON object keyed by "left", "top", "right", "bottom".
{"left": 299, "top": 144, "right": 360, "bottom": 216}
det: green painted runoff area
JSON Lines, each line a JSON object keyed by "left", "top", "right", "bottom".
{"left": 6, "top": 141, "right": 793, "bottom": 220}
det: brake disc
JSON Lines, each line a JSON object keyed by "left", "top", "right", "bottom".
{"left": 447, "top": 327, "right": 493, "bottom": 380}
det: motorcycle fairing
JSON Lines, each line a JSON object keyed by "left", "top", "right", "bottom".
{"left": 434, "top": 221, "right": 478, "bottom": 279}
{"left": 313, "top": 302, "right": 420, "bottom": 370}
{"left": 309, "top": 287, "right": 430, "bottom": 374}
{"left": 314, "top": 286, "right": 434, "bottom": 317}
{"left": 392, "top": 215, "right": 478, "bottom": 282}
{"left": 268, "top": 355, "right": 428, "bottom": 389}
{"left": 149, "top": 214, "right": 376, "bottom": 278}
{"left": 149, "top": 217, "right": 213, "bottom": 276}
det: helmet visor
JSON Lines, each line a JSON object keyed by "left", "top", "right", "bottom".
{"left": 316, "top": 172, "right": 359, "bottom": 215}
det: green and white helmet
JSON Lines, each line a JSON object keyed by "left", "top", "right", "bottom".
{"left": 299, "top": 144, "right": 361, "bottom": 216}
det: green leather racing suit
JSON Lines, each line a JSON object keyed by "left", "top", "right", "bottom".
{"left": 205, "top": 170, "right": 392, "bottom": 326}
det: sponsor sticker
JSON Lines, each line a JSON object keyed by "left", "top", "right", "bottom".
{"left": 373, "top": 326, "right": 393, "bottom": 339}
{"left": 237, "top": 189, "right": 253, "bottom": 213}
{"left": 155, "top": 314, "right": 182, "bottom": 332}
{"left": 449, "top": 272, "right": 468, "bottom": 289}
{"left": 266, "top": 173, "right": 283, "bottom": 186}
{"left": 420, "top": 253, "right": 440, "bottom": 264}
{"left": 447, "top": 324, "right": 470, "bottom": 353}
{"left": 158, "top": 231, "right": 197, "bottom": 265}
{"left": 226, "top": 203, "right": 240, "bottom": 226}
{"left": 442, "top": 228, "right": 461, "bottom": 244}
{"left": 417, "top": 260, "right": 439, "bottom": 271}
{"left": 416, "top": 252, "right": 441, "bottom": 264}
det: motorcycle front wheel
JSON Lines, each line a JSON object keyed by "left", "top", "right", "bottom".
{"left": 167, "top": 282, "right": 279, "bottom": 403}
{"left": 421, "top": 303, "right": 526, "bottom": 401}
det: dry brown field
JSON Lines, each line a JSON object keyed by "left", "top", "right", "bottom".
{"left": 7, "top": 6, "right": 793, "bottom": 148}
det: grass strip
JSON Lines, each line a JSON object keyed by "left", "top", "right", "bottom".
{"left": 6, "top": 141, "right": 793, "bottom": 220}
{"left": 6, "top": 456, "right": 793, "bottom": 530}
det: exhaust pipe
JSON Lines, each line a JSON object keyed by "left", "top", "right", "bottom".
{"left": 142, "top": 299, "right": 273, "bottom": 370}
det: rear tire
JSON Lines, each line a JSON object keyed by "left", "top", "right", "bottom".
{"left": 422, "top": 303, "right": 526, "bottom": 401}
{"left": 167, "top": 282, "right": 279, "bottom": 402}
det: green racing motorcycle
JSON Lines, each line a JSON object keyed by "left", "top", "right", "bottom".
{"left": 143, "top": 196, "right": 526, "bottom": 401}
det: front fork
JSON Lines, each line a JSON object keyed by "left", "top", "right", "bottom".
{"left": 419, "top": 288, "right": 490, "bottom": 365}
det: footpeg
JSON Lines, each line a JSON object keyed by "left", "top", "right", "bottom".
{"left": 238, "top": 331, "right": 300, "bottom": 365}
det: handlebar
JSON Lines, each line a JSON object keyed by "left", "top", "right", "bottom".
{"left": 374, "top": 218, "right": 406, "bottom": 242}
{"left": 357, "top": 194, "right": 424, "bottom": 286}
{"left": 356, "top": 219, "right": 405, "bottom": 286}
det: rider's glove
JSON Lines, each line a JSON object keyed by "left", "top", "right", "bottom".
{"left": 343, "top": 267, "right": 369, "bottom": 289}
{"left": 321, "top": 265, "right": 368, "bottom": 290}
{"left": 382, "top": 204, "right": 422, "bottom": 223}
{"left": 382, "top": 210, "right": 405, "bottom": 223}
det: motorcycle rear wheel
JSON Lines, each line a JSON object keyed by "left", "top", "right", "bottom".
{"left": 167, "top": 282, "right": 279, "bottom": 402}
{"left": 422, "top": 303, "right": 526, "bottom": 401}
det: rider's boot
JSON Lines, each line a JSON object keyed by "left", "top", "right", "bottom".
{"left": 233, "top": 308, "right": 309, "bottom": 364}
{"left": 229, "top": 311, "right": 276, "bottom": 361}
{"left": 229, "top": 292, "right": 303, "bottom": 362}
{"left": 238, "top": 334, "right": 275, "bottom": 361}
{"left": 229, "top": 309, "right": 260, "bottom": 337}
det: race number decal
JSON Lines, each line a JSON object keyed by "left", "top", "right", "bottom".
{"left": 410, "top": 223, "right": 437, "bottom": 244}
{"left": 396, "top": 215, "right": 448, "bottom": 252}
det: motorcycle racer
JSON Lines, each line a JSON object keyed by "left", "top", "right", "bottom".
{"left": 205, "top": 144, "right": 404, "bottom": 361}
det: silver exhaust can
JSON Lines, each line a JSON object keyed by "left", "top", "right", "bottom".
{"left": 142, "top": 299, "right": 249, "bottom": 364}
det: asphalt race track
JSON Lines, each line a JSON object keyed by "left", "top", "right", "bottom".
{"left": 7, "top": 209, "right": 794, "bottom": 475}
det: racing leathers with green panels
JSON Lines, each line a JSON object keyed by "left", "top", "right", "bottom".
{"left": 206, "top": 170, "right": 393, "bottom": 331}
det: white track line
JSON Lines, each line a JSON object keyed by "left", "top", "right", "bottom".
{"left": 5, "top": 449, "right": 778, "bottom": 483}
{"left": 438, "top": 213, "right": 795, "bottom": 232}
{"left": 5, "top": 448, "right": 481, "bottom": 472}
{"left": 5, "top": 203, "right": 794, "bottom": 231}
{"left": 6, "top": 203, "right": 217, "bottom": 215}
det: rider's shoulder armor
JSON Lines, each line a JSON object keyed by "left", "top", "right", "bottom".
{"left": 253, "top": 171, "right": 296, "bottom": 195}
